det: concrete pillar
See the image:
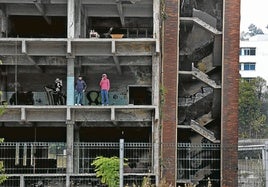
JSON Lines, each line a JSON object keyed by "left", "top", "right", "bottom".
{"left": 74, "top": 0, "right": 81, "bottom": 38}
{"left": 67, "top": 0, "right": 75, "bottom": 39}
{"left": 152, "top": 53, "right": 160, "bottom": 185}
{"left": 73, "top": 124, "right": 80, "bottom": 174}
{"left": 66, "top": 121, "right": 74, "bottom": 174}
{"left": 0, "top": 71, "right": 7, "bottom": 102}
{"left": 67, "top": 0, "right": 76, "bottom": 106}
{"left": 20, "top": 175, "right": 24, "bottom": 187}
{"left": 0, "top": 8, "right": 7, "bottom": 37}
{"left": 152, "top": 0, "right": 160, "bottom": 183}
{"left": 67, "top": 58, "right": 75, "bottom": 105}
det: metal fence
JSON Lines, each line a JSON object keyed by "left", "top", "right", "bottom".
{"left": 0, "top": 141, "right": 225, "bottom": 187}
{"left": 177, "top": 143, "right": 221, "bottom": 186}
{"left": 0, "top": 141, "right": 154, "bottom": 187}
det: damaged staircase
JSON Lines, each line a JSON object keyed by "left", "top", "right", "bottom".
{"left": 178, "top": 4, "right": 222, "bottom": 186}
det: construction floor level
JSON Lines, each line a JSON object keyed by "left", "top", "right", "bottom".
{"left": 0, "top": 0, "right": 240, "bottom": 187}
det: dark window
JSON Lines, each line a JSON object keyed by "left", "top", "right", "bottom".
{"left": 129, "top": 86, "right": 151, "bottom": 105}
{"left": 240, "top": 47, "right": 256, "bottom": 56}
{"left": 243, "top": 62, "right": 256, "bottom": 70}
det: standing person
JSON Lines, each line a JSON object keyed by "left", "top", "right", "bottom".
{"left": 75, "top": 75, "right": 87, "bottom": 105}
{"left": 99, "top": 73, "right": 110, "bottom": 106}
{"left": 54, "top": 78, "right": 64, "bottom": 105}
{"left": 55, "top": 78, "right": 63, "bottom": 93}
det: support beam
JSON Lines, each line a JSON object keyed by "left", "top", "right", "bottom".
{"left": 21, "top": 40, "right": 42, "bottom": 71}
{"left": 33, "top": 1, "right": 51, "bottom": 24}
{"left": 111, "top": 41, "right": 122, "bottom": 74}
{"left": 66, "top": 121, "right": 74, "bottom": 174}
{"left": 67, "top": 0, "right": 75, "bottom": 38}
{"left": 67, "top": 58, "right": 75, "bottom": 105}
{"left": 152, "top": 53, "right": 160, "bottom": 184}
{"left": 112, "top": 55, "right": 122, "bottom": 75}
{"left": 74, "top": 123, "right": 80, "bottom": 174}
{"left": 116, "top": 0, "right": 125, "bottom": 26}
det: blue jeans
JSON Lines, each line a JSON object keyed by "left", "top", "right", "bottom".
{"left": 101, "top": 90, "right": 109, "bottom": 105}
{"left": 75, "top": 91, "right": 84, "bottom": 105}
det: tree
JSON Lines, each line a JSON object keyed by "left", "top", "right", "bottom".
{"left": 248, "top": 24, "right": 264, "bottom": 36}
{"left": 91, "top": 156, "right": 127, "bottom": 187}
{"left": 240, "top": 24, "right": 264, "bottom": 40}
{"left": 0, "top": 93, "right": 7, "bottom": 184}
{"left": 239, "top": 77, "right": 267, "bottom": 138}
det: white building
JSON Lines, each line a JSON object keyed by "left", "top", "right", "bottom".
{"left": 240, "top": 35, "right": 268, "bottom": 83}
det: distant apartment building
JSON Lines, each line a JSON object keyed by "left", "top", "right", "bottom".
{"left": 0, "top": 0, "right": 240, "bottom": 187}
{"left": 240, "top": 35, "right": 268, "bottom": 83}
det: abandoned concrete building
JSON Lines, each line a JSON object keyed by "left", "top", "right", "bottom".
{"left": 0, "top": 0, "right": 240, "bottom": 186}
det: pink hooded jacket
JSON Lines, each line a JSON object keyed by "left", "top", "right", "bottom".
{"left": 99, "top": 77, "right": 110, "bottom": 91}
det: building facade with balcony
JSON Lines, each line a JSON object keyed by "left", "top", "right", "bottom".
{"left": 0, "top": 0, "right": 239, "bottom": 186}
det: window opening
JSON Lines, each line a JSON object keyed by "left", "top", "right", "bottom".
{"left": 128, "top": 86, "right": 151, "bottom": 105}
{"left": 240, "top": 47, "right": 256, "bottom": 56}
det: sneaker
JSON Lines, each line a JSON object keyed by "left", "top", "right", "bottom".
{"left": 78, "top": 104, "right": 81, "bottom": 106}
{"left": 75, "top": 104, "right": 78, "bottom": 106}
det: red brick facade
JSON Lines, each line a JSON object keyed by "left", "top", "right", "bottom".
{"left": 162, "top": 0, "right": 240, "bottom": 186}
{"left": 221, "top": 0, "right": 240, "bottom": 186}
{"left": 161, "top": 0, "right": 179, "bottom": 185}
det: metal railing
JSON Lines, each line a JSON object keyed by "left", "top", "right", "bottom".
{"left": 2, "top": 141, "right": 266, "bottom": 186}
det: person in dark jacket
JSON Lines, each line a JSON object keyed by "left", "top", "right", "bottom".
{"left": 75, "top": 75, "right": 87, "bottom": 105}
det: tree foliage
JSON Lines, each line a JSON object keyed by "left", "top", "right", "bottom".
{"left": 248, "top": 24, "right": 264, "bottom": 36}
{"left": 240, "top": 24, "right": 264, "bottom": 40}
{"left": 239, "top": 77, "right": 267, "bottom": 138}
{"left": 91, "top": 156, "right": 127, "bottom": 187}
{"left": 0, "top": 138, "right": 7, "bottom": 184}
{"left": 0, "top": 92, "right": 7, "bottom": 184}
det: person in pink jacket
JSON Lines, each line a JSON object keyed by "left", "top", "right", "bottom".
{"left": 99, "top": 74, "right": 110, "bottom": 105}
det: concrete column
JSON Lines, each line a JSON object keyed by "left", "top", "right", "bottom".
{"left": 152, "top": 53, "right": 160, "bottom": 185}
{"left": 67, "top": 0, "right": 75, "bottom": 39}
{"left": 66, "top": 121, "right": 74, "bottom": 174}
{"left": 20, "top": 175, "right": 24, "bottom": 187}
{"left": 0, "top": 71, "right": 7, "bottom": 102}
{"left": 75, "top": 0, "right": 82, "bottom": 38}
{"left": 0, "top": 8, "right": 7, "bottom": 37}
{"left": 73, "top": 124, "right": 80, "bottom": 173}
{"left": 67, "top": 0, "right": 76, "bottom": 106}
{"left": 152, "top": 1, "right": 160, "bottom": 183}
{"left": 265, "top": 142, "right": 268, "bottom": 187}
{"left": 67, "top": 58, "right": 75, "bottom": 105}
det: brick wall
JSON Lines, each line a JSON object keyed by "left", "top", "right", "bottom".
{"left": 221, "top": 0, "right": 240, "bottom": 186}
{"left": 161, "top": 0, "right": 179, "bottom": 185}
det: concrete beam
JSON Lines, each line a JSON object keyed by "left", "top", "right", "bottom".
{"left": 0, "top": 0, "right": 153, "bottom": 5}
{"left": 34, "top": 1, "right": 52, "bottom": 24}
{"left": 180, "top": 17, "right": 222, "bottom": 35}
{"left": 179, "top": 67, "right": 221, "bottom": 89}
{"left": 111, "top": 41, "right": 122, "bottom": 74}
{"left": 6, "top": 4, "right": 66, "bottom": 16}
{"left": 21, "top": 40, "right": 43, "bottom": 71}
{"left": 116, "top": 1, "right": 125, "bottom": 26}
{"left": 0, "top": 38, "right": 156, "bottom": 56}
{"left": 0, "top": 105, "right": 157, "bottom": 122}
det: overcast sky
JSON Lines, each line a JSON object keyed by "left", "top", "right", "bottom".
{"left": 240, "top": 0, "right": 268, "bottom": 33}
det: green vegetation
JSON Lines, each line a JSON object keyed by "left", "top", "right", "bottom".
{"left": 239, "top": 77, "right": 268, "bottom": 138}
{"left": 91, "top": 156, "right": 127, "bottom": 187}
{"left": 0, "top": 93, "right": 7, "bottom": 184}
{"left": 0, "top": 138, "right": 7, "bottom": 184}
